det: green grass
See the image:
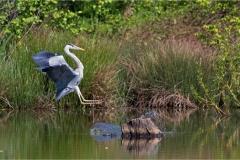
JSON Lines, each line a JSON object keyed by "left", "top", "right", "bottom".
{"left": 0, "top": 29, "right": 118, "bottom": 108}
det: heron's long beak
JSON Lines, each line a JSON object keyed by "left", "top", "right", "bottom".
{"left": 78, "top": 47, "right": 84, "bottom": 51}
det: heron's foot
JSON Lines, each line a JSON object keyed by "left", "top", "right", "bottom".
{"left": 88, "top": 100, "right": 103, "bottom": 105}
{"left": 80, "top": 99, "right": 103, "bottom": 105}
{"left": 88, "top": 100, "right": 103, "bottom": 107}
{"left": 94, "top": 100, "right": 103, "bottom": 105}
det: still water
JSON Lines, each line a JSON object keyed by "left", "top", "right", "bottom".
{"left": 0, "top": 107, "right": 239, "bottom": 159}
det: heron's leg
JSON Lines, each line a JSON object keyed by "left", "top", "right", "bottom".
{"left": 74, "top": 86, "right": 102, "bottom": 104}
{"left": 79, "top": 91, "right": 101, "bottom": 102}
{"left": 76, "top": 91, "right": 90, "bottom": 105}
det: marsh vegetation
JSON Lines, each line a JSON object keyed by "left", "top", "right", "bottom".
{"left": 0, "top": 1, "right": 240, "bottom": 114}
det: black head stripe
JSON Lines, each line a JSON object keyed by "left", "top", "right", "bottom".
{"left": 67, "top": 43, "right": 74, "bottom": 47}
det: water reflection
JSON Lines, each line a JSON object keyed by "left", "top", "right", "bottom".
{"left": 122, "top": 138, "right": 162, "bottom": 156}
{"left": 0, "top": 108, "right": 239, "bottom": 159}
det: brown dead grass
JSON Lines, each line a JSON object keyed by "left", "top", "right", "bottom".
{"left": 87, "top": 63, "right": 120, "bottom": 108}
{"left": 0, "top": 88, "right": 14, "bottom": 109}
{"left": 130, "top": 87, "right": 197, "bottom": 108}
{"left": 33, "top": 95, "right": 56, "bottom": 109}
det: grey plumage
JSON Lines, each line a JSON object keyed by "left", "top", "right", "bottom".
{"left": 32, "top": 51, "right": 66, "bottom": 69}
{"left": 33, "top": 51, "right": 81, "bottom": 100}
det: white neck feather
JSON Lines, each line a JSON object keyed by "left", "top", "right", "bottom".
{"left": 64, "top": 46, "right": 84, "bottom": 77}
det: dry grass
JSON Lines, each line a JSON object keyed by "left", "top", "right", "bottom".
{"left": 0, "top": 88, "right": 14, "bottom": 109}
{"left": 87, "top": 63, "right": 119, "bottom": 108}
{"left": 130, "top": 87, "right": 197, "bottom": 108}
{"left": 32, "top": 95, "right": 56, "bottom": 109}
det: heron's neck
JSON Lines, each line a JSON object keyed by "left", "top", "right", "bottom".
{"left": 64, "top": 48, "right": 84, "bottom": 76}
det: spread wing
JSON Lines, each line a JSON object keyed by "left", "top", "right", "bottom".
{"left": 32, "top": 51, "right": 68, "bottom": 70}
{"left": 42, "top": 66, "right": 78, "bottom": 99}
{"left": 32, "top": 51, "right": 78, "bottom": 99}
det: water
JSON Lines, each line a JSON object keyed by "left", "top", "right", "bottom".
{"left": 0, "top": 108, "right": 239, "bottom": 159}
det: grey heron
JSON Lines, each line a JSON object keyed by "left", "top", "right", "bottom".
{"left": 32, "top": 43, "right": 102, "bottom": 105}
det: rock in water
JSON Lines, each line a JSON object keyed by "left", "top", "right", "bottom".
{"left": 90, "top": 122, "right": 122, "bottom": 142}
{"left": 121, "top": 118, "right": 162, "bottom": 139}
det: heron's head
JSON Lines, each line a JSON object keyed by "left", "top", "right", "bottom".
{"left": 65, "top": 43, "right": 84, "bottom": 51}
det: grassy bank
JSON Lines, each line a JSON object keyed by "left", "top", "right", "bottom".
{"left": 0, "top": 1, "right": 240, "bottom": 112}
{"left": 0, "top": 29, "right": 213, "bottom": 109}
{"left": 0, "top": 29, "right": 238, "bottom": 112}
